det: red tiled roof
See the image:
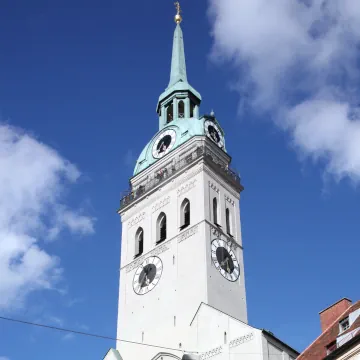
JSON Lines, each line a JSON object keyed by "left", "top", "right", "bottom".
{"left": 298, "top": 300, "right": 360, "bottom": 360}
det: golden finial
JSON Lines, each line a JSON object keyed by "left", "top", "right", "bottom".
{"left": 174, "top": 1, "right": 183, "bottom": 24}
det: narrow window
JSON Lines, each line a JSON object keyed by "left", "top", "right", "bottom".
{"left": 226, "top": 208, "right": 232, "bottom": 235}
{"left": 174, "top": 316, "right": 176, "bottom": 327}
{"left": 157, "top": 212, "right": 167, "bottom": 244}
{"left": 180, "top": 198, "right": 190, "bottom": 230}
{"left": 339, "top": 317, "right": 350, "bottom": 332}
{"left": 167, "top": 102, "right": 174, "bottom": 123}
{"left": 224, "top": 332, "right": 227, "bottom": 344}
{"left": 213, "top": 198, "right": 218, "bottom": 225}
{"left": 190, "top": 101, "right": 195, "bottom": 117}
{"left": 134, "top": 227, "right": 144, "bottom": 258}
{"left": 142, "top": 331, "right": 144, "bottom": 343}
{"left": 178, "top": 100, "right": 185, "bottom": 118}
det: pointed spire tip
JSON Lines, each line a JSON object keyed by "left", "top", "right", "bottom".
{"left": 174, "top": 1, "right": 183, "bottom": 24}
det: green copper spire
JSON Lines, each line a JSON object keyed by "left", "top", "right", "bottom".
{"left": 168, "top": 23, "right": 187, "bottom": 88}
{"left": 156, "top": 4, "right": 201, "bottom": 130}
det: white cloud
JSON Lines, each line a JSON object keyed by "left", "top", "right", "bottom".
{"left": 0, "top": 357, "right": 10, "bottom": 360}
{"left": 209, "top": 0, "right": 360, "bottom": 182}
{"left": 0, "top": 123, "right": 95, "bottom": 311}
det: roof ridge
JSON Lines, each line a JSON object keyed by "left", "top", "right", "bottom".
{"left": 299, "top": 300, "right": 360, "bottom": 358}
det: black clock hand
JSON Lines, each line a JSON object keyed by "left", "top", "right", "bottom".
{"left": 220, "top": 256, "right": 229, "bottom": 266}
{"left": 221, "top": 256, "right": 231, "bottom": 273}
{"left": 140, "top": 273, "right": 148, "bottom": 287}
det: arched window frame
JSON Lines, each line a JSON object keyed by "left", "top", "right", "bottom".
{"left": 157, "top": 212, "right": 167, "bottom": 244}
{"left": 180, "top": 198, "right": 190, "bottom": 230}
{"left": 213, "top": 197, "right": 219, "bottom": 226}
{"left": 134, "top": 227, "right": 144, "bottom": 258}
{"left": 226, "top": 207, "right": 232, "bottom": 236}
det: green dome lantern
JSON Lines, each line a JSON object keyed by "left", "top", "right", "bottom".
{"left": 133, "top": 5, "right": 226, "bottom": 176}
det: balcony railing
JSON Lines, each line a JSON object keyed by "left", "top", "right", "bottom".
{"left": 326, "top": 327, "right": 360, "bottom": 355}
{"left": 119, "top": 145, "right": 241, "bottom": 210}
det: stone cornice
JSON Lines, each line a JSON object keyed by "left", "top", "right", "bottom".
{"left": 120, "top": 220, "right": 242, "bottom": 273}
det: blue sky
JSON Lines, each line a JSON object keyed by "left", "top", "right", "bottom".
{"left": 0, "top": 0, "right": 360, "bottom": 359}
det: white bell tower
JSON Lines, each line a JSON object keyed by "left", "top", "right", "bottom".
{"left": 106, "top": 5, "right": 300, "bottom": 360}
{"left": 114, "top": 6, "right": 248, "bottom": 360}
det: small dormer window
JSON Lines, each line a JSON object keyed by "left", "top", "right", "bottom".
{"left": 339, "top": 317, "right": 350, "bottom": 332}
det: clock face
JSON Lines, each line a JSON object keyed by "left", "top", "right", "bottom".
{"left": 211, "top": 239, "right": 240, "bottom": 282}
{"left": 152, "top": 129, "right": 177, "bottom": 159}
{"left": 133, "top": 256, "right": 163, "bottom": 295}
{"left": 204, "top": 120, "right": 224, "bottom": 148}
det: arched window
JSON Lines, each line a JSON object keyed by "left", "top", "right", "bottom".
{"left": 213, "top": 198, "right": 218, "bottom": 225}
{"left": 135, "top": 227, "right": 144, "bottom": 258}
{"left": 166, "top": 102, "right": 173, "bottom": 124}
{"left": 180, "top": 198, "right": 190, "bottom": 230}
{"left": 226, "top": 208, "right": 232, "bottom": 235}
{"left": 157, "top": 212, "right": 167, "bottom": 244}
{"left": 178, "top": 100, "right": 185, "bottom": 118}
{"left": 224, "top": 332, "right": 227, "bottom": 344}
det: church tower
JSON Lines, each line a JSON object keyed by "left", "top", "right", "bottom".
{"left": 106, "top": 5, "right": 299, "bottom": 360}
{"left": 106, "top": 5, "right": 300, "bottom": 360}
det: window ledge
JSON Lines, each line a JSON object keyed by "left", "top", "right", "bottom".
{"left": 180, "top": 224, "right": 190, "bottom": 231}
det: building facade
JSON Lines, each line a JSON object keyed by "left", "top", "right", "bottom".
{"left": 298, "top": 298, "right": 360, "bottom": 360}
{"left": 103, "top": 6, "right": 299, "bottom": 360}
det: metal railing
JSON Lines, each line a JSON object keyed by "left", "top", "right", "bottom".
{"left": 326, "top": 327, "right": 360, "bottom": 355}
{"left": 119, "top": 145, "right": 241, "bottom": 210}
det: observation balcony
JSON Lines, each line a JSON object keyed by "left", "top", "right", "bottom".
{"left": 119, "top": 145, "right": 241, "bottom": 211}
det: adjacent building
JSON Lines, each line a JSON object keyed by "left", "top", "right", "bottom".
{"left": 299, "top": 298, "right": 360, "bottom": 360}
